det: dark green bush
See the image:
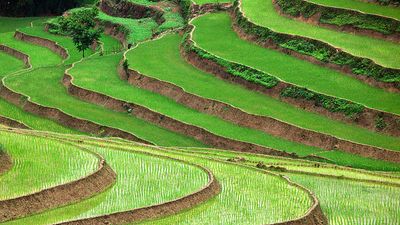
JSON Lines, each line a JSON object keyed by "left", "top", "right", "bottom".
{"left": 280, "top": 86, "right": 365, "bottom": 116}
{"left": 375, "top": 116, "right": 387, "bottom": 129}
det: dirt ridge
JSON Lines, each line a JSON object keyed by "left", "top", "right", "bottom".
{"left": 2, "top": 31, "right": 151, "bottom": 144}
{"left": 182, "top": 23, "right": 400, "bottom": 163}
{"left": 0, "top": 44, "right": 31, "bottom": 68}
{"left": 14, "top": 30, "right": 68, "bottom": 60}
{"left": 0, "top": 143, "right": 117, "bottom": 223}
{"left": 48, "top": 131, "right": 325, "bottom": 225}
{"left": 100, "top": 0, "right": 164, "bottom": 24}
{"left": 183, "top": 14, "right": 400, "bottom": 137}
{"left": 63, "top": 71, "right": 302, "bottom": 159}
{"left": 0, "top": 151, "right": 12, "bottom": 176}
{"left": 0, "top": 116, "right": 30, "bottom": 129}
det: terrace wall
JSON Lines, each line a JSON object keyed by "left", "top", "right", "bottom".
{"left": 0, "top": 116, "right": 30, "bottom": 129}
{"left": 0, "top": 149, "right": 116, "bottom": 222}
{"left": 0, "top": 44, "right": 31, "bottom": 68}
{"left": 0, "top": 151, "right": 12, "bottom": 175}
{"left": 181, "top": 32, "right": 400, "bottom": 137}
{"left": 181, "top": 24, "right": 400, "bottom": 163}
{"left": 0, "top": 81, "right": 150, "bottom": 144}
{"left": 14, "top": 31, "right": 68, "bottom": 60}
{"left": 56, "top": 151, "right": 220, "bottom": 225}
{"left": 63, "top": 71, "right": 298, "bottom": 159}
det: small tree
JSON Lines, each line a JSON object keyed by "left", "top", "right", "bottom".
{"left": 60, "top": 7, "right": 103, "bottom": 57}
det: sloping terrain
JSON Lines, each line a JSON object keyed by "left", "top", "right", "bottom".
{"left": 0, "top": 0, "right": 399, "bottom": 224}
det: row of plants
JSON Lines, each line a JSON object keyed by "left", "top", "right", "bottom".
{"left": 276, "top": 0, "right": 400, "bottom": 35}
{"left": 374, "top": 0, "right": 400, "bottom": 6}
{"left": 182, "top": 27, "right": 366, "bottom": 117}
{"left": 233, "top": 0, "right": 400, "bottom": 85}
{"left": 280, "top": 87, "right": 365, "bottom": 117}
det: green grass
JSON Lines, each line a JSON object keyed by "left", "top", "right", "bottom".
{"left": 0, "top": 51, "right": 24, "bottom": 75}
{"left": 0, "top": 32, "right": 60, "bottom": 67}
{"left": 71, "top": 52, "right": 326, "bottom": 156}
{"left": 4, "top": 135, "right": 209, "bottom": 224}
{"left": 308, "top": 0, "right": 400, "bottom": 20}
{"left": 0, "top": 17, "right": 48, "bottom": 33}
{"left": 191, "top": 13, "right": 400, "bottom": 115}
{"left": 0, "top": 26, "right": 205, "bottom": 147}
{"left": 0, "top": 131, "right": 98, "bottom": 200}
{"left": 5, "top": 66, "right": 204, "bottom": 147}
{"left": 128, "top": 32, "right": 400, "bottom": 153}
{"left": 290, "top": 174, "right": 400, "bottom": 225}
{"left": 0, "top": 97, "right": 83, "bottom": 134}
{"left": 240, "top": 0, "right": 400, "bottom": 69}
{"left": 97, "top": 11, "right": 158, "bottom": 44}
{"left": 19, "top": 24, "right": 94, "bottom": 64}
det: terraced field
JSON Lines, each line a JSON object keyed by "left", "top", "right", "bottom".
{"left": 0, "top": 0, "right": 399, "bottom": 224}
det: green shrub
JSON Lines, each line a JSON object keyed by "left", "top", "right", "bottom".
{"left": 375, "top": 116, "right": 387, "bottom": 129}
{"left": 280, "top": 87, "right": 364, "bottom": 117}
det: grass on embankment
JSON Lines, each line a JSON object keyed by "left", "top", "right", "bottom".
{"left": 71, "top": 52, "right": 325, "bottom": 156}
{"left": 240, "top": 0, "right": 400, "bottom": 68}
{"left": 308, "top": 0, "right": 400, "bottom": 20}
{"left": 0, "top": 131, "right": 98, "bottom": 200}
{"left": 191, "top": 13, "right": 400, "bottom": 115}
{"left": 1, "top": 25, "right": 204, "bottom": 147}
{"left": 5, "top": 65, "right": 205, "bottom": 147}
{"left": 4, "top": 133, "right": 209, "bottom": 225}
{"left": 127, "top": 33, "right": 400, "bottom": 153}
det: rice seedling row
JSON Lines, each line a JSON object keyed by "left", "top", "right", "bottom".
{"left": 3, "top": 129, "right": 209, "bottom": 225}
{"left": 0, "top": 131, "right": 98, "bottom": 200}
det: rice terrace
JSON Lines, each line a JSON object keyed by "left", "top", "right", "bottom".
{"left": 0, "top": 0, "right": 399, "bottom": 224}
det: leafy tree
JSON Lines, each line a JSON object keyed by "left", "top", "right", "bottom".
{"left": 59, "top": 7, "right": 103, "bottom": 57}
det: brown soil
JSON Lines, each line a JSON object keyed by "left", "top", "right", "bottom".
{"left": 0, "top": 81, "right": 150, "bottom": 144}
{"left": 276, "top": 175, "right": 328, "bottom": 225}
{"left": 64, "top": 71, "right": 301, "bottom": 159}
{"left": 0, "top": 146, "right": 116, "bottom": 223}
{"left": 100, "top": 0, "right": 164, "bottom": 24}
{"left": 272, "top": 0, "right": 400, "bottom": 43}
{"left": 218, "top": 12, "right": 400, "bottom": 137}
{"left": 0, "top": 44, "right": 31, "bottom": 68}
{"left": 57, "top": 152, "right": 220, "bottom": 225}
{"left": 121, "top": 54, "right": 400, "bottom": 163}
{"left": 0, "top": 151, "right": 12, "bottom": 176}
{"left": 191, "top": 2, "right": 233, "bottom": 18}
{"left": 184, "top": 37, "right": 400, "bottom": 138}
{"left": 103, "top": 23, "right": 128, "bottom": 48}
{"left": 0, "top": 116, "right": 30, "bottom": 129}
{"left": 14, "top": 31, "right": 68, "bottom": 60}
{"left": 233, "top": 3, "right": 400, "bottom": 93}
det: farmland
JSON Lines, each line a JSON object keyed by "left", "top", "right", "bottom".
{"left": 0, "top": 0, "right": 399, "bottom": 224}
